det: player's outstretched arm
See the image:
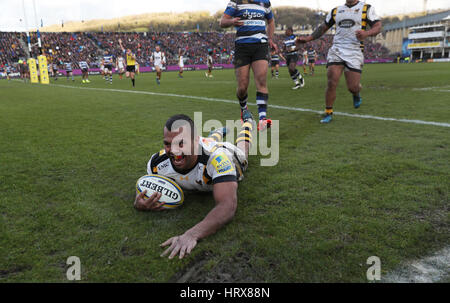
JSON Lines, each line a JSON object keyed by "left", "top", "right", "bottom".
{"left": 160, "top": 181, "right": 238, "bottom": 259}
{"left": 118, "top": 38, "right": 125, "bottom": 52}
{"left": 296, "top": 22, "right": 330, "bottom": 44}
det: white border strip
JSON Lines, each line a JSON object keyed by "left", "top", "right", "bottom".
{"left": 15, "top": 82, "right": 450, "bottom": 128}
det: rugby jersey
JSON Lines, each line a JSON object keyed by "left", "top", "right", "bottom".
{"left": 271, "top": 54, "right": 279, "bottom": 61}
{"left": 284, "top": 34, "right": 297, "bottom": 55}
{"left": 103, "top": 55, "right": 113, "bottom": 65}
{"left": 65, "top": 62, "right": 72, "bottom": 71}
{"left": 325, "top": 1, "right": 380, "bottom": 51}
{"left": 224, "top": 0, "right": 273, "bottom": 44}
{"left": 307, "top": 50, "right": 317, "bottom": 60}
{"left": 79, "top": 61, "right": 89, "bottom": 69}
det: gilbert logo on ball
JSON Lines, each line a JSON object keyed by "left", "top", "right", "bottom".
{"left": 136, "top": 174, "right": 184, "bottom": 209}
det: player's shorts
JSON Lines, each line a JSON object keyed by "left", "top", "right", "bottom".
{"left": 126, "top": 65, "right": 135, "bottom": 73}
{"left": 104, "top": 64, "right": 113, "bottom": 72}
{"left": 271, "top": 60, "right": 280, "bottom": 67}
{"left": 179, "top": 62, "right": 184, "bottom": 68}
{"left": 66, "top": 70, "right": 72, "bottom": 73}
{"left": 327, "top": 45, "right": 364, "bottom": 73}
{"left": 233, "top": 43, "right": 269, "bottom": 68}
{"left": 309, "top": 59, "right": 316, "bottom": 64}
{"left": 285, "top": 54, "right": 299, "bottom": 66}
{"left": 154, "top": 64, "right": 163, "bottom": 70}
{"left": 81, "top": 68, "right": 88, "bottom": 73}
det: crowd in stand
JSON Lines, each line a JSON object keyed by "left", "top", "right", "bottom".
{"left": 1, "top": 31, "right": 391, "bottom": 70}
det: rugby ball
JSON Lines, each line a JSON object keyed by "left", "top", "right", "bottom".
{"left": 136, "top": 174, "right": 184, "bottom": 209}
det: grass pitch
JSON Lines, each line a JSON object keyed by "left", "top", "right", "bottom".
{"left": 0, "top": 63, "right": 449, "bottom": 282}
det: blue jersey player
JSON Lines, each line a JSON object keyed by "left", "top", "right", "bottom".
{"left": 220, "top": 0, "right": 276, "bottom": 131}
{"left": 283, "top": 27, "right": 305, "bottom": 90}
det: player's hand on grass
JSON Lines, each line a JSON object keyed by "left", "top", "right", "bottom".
{"left": 160, "top": 233, "right": 197, "bottom": 259}
{"left": 134, "top": 190, "right": 165, "bottom": 211}
{"left": 355, "top": 30, "right": 368, "bottom": 41}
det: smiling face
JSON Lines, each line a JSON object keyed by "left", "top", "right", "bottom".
{"left": 163, "top": 125, "right": 199, "bottom": 172}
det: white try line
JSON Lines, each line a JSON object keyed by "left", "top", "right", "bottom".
{"left": 17, "top": 81, "right": 450, "bottom": 128}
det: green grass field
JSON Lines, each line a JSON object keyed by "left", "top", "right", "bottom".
{"left": 0, "top": 63, "right": 449, "bottom": 282}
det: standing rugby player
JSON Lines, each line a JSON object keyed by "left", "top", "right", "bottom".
{"left": 79, "top": 60, "right": 90, "bottom": 83}
{"left": 220, "top": 0, "right": 277, "bottom": 131}
{"left": 102, "top": 52, "right": 114, "bottom": 84}
{"left": 296, "top": 0, "right": 382, "bottom": 123}
{"left": 206, "top": 50, "right": 214, "bottom": 78}
{"left": 151, "top": 45, "right": 166, "bottom": 85}
{"left": 178, "top": 48, "right": 185, "bottom": 78}
{"left": 116, "top": 55, "right": 126, "bottom": 80}
{"left": 119, "top": 39, "right": 137, "bottom": 87}
{"left": 270, "top": 46, "right": 285, "bottom": 79}
{"left": 307, "top": 47, "right": 317, "bottom": 76}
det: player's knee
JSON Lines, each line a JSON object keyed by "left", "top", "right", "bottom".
{"left": 348, "top": 83, "right": 360, "bottom": 94}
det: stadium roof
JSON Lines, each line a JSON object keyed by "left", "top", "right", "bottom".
{"left": 383, "top": 10, "right": 450, "bottom": 31}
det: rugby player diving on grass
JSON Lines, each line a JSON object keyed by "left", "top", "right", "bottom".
{"left": 134, "top": 110, "right": 255, "bottom": 259}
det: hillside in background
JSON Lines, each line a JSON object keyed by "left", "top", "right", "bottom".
{"left": 41, "top": 6, "right": 326, "bottom": 33}
{"left": 39, "top": 7, "right": 449, "bottom": 33}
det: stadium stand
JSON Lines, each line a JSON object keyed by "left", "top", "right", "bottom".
{"left": 1, "top": 31, "right": 392, "bottom": 70}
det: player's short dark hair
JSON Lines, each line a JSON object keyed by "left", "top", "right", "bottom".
{"left": 165, "top": 114, "right": 196, "bottom": 140}
{"left": 287, "top": 26, "right": 293, "bottom": 31}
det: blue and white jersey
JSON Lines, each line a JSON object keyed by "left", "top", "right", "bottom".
{"left": 65, "top": 62, "right": 72, "bottom": 71}
{"left": 284, "top": 35, "right": 297, "bottom": 55}
{"left": 103, "top": 55, "right": 113, "bottom": 65}
{"left": 224, "top": 0, "right": 273, "bottom": 44}
{"left": 79, "top": 61, "right": 89, "bottom": 69}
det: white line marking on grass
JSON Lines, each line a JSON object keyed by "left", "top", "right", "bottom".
{"left": 382, "top": 246, "right": 450, "bottom": 283}
{"left": 19, "top": 81, "right": 450, "bottom": 128}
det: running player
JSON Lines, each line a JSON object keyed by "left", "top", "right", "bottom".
{"left": 270, "top": 46, "right": 285, "bottom": 79}
{"left": 116, "top": 55, "right": 126, "bottom": 80}
{"left": 151, "top": 45, "right": 166, "bottom": 85}
{"left": 102, "top": 52, "right": 114, "bottom": 84}
{"left": 79, "top": 60, "right": 90, "bottom": 83}
{"left": 178, "top": 48, "right": 184, "bottom": 78}
{"left": 65, "top": 61, "right": 74, "bottom": 82}
{"left": 118, "top": 38, "right": 137, "bottom": 87}
{"left": 134, "top": 109, "right": 255, "bottom": 259}
{"left": 283, "top": 27, "right": 305, "bottom": 90}
{"left": 206, "top": 50, "right": 213, "bottom": 78}
{"left": 296, "top": 0, "right": 382, "bottom": 123}
{"left": 307, "top": 47, "right": 317, "bottom": 76}
{"left": 220, "top": 0, "right": 277, "bottom": 131}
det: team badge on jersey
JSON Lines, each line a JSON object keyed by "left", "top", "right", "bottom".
{"left": 211, "top": 153, "right": 234, "bottom": 175}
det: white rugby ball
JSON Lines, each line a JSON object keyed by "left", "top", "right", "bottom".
{"left": 136, "top": 174, "right": 184, "bottom": 209}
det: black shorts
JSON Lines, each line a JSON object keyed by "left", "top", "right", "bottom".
{"left": 271, "top": 60, "right": 280, "bottom": 67}
{"left": 233, "top": 43, "right": 269, "bottom": 68}
{"left": 309, "top": 59, "right": 316, "bottom": 64}
{"left": 66, "top": 70, "right": 72, "bottom": 74}
{"left": 81, "top": 68, "right": 88, "bottom": 73}
{"left": 105, "top": 64, "right": 113, "bottom": 71}
{"left": 126, "top": 65, "right": 135, "bottom": 73}
{"left": 286, "top": 54, "right": 299, "bottom": 66}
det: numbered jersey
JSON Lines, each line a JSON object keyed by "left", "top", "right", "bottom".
{"left": 117, "top": 57, "right": 125, "bottom": 68}
{"left": 325, "top": 1, "right": 380, "bottom": 51}
{"left": 147, "top": 137, "right": 246, "bottom": 192}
